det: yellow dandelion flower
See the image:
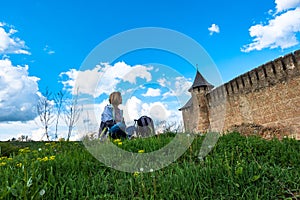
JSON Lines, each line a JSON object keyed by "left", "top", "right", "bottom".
{"left": 19, "top": 147, "right": 30, "bottom": 153}
{"left": 138, "top": 150, "right": 145, "bottom": 153}
{"left": 42, "top": 157, "right": 49, "bottom": 162}
{"left": 0, "top": 162, "right": 6, "bottom": 166}
{"left": 0, "top": 156, "right": 7, "bottom": 161}
{"left": 113, "top": 139, "right": 121, "bottom": 143}
{"left": 49, "top": 156, "right": 55, "bottom": 160}
{"left": 133, "top": 172, "right": 140, "bottom": 177}
{"left": 117, "top": 142, "right": 122, "bottom": 146}
{"left": 16, "top": 163, "right": 22, "bottom": 167}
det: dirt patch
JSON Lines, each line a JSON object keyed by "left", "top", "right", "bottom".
{"left": 227, "top": 123, "right": 292, "bottom": 140}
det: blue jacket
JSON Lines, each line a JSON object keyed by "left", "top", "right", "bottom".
{"left": 101, "top": 105, "right": 114, "bottom": 122}
{"left": 101, "top": 105, "right": 123, "bottom": 123}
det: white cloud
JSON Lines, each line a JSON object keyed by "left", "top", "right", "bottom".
{"left": 147, "top": 102, "right": 171, "bottom": 121}
{"left": 124, "top": 96, "right": 142, "bottom": 124}
{"left": 0, "top": 120, "right": 37, "bottom": 141}
{"left": 0, "top": 23, "right": 30, "bottom": 55}
{"left": 157, "top": 78, "right": 170, "bottom": 87}
{"left": 0, "top": 59, "right": 40, "bottom": 122}
{"left": 275, "top": 0, "right": 300, "bottom": 12}
{"left": 124, "top": 96, "right": 172, "bottom": 123}
{"left": 124, "top": 96, "right": 184, "bottom": 133}
{"left": 43, "top": 45, "right": 55, "bottom": 55}
{"left": 242, "top": 2, "right": 300, "bottom": 52}
{"left": 0, "top": 115, "right": 81, "bottom": 141}
{"left": 142, "top": 88, "right": 161, "bottom": 97}
{"left": 162, "top": 76, "right": 192, "bottom": 99}
{"left": 208, "top": 24, "right": 220, "bottom": 35}
{"left": 60, "top": 61, "right": 152, "bottom": 97}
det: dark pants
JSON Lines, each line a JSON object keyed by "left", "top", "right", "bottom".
{"left": 109, "top": 124, "right": 127, "bottom": 139}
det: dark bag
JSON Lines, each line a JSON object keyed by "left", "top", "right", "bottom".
{"left": 136, "top": 116, "right": 153, "bottom": 127}
{"left": 135, "top": 116, "right": 155, "bottom": 137}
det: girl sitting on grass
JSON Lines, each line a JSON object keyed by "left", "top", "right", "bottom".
{"left": 99, "top": 91, "right": 127, "bottom": 139}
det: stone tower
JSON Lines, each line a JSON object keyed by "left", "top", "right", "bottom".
{"left": 179, "top": 70, "right": 213, "bottom": 133}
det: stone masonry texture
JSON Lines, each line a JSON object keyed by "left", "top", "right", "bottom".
{"left": 181, "top": 50, "right": 300, "bottom": 140}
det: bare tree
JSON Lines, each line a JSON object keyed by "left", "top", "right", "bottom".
{"left": 54, "top": 90, "right": 65, "bottom": 140}
{"left": 155, "top": 120, "right": 183, "bottom": 134}
{"left": 64, "top": 88, "right": 82, "bottom": 141}
{"left": 37, "top": 88, "right": 54, "bottom": 141}
{"left": 83, "top": 111, "right": 91, "bottom": 133}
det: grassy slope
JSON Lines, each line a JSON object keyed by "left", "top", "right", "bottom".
{"left": 0, "top": 132, "right": 299, "bottom": 199}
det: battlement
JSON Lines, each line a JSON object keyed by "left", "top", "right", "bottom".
{"left": 208, "top": 50, "right": 300, "bottom": 102}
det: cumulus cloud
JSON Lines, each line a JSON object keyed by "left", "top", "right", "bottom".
{"left": 124, "top": 96, "right": 171, "bottom": 123}
{"left": 60, "top": 61, "right": 152, "bottom": 97}
{"left": 208, "top": 24, "right": 220, "bottom": 35}
{"left": 162, "top": 76, "right": 192, "bottom": 99}
{"left": 0, "top": 23, "right": 30, "bottom": 55}
{"left": 242, "top": 1, "right": 300, "bottom": 52}
{"left": 122, "top": 95, "right": 185, "bottom": 133}
{"left": 275, "top": 0, "right": 300, "bottom": 12}
{"left": 157, "top": 78, "right": 170, "bottom": 87}
{"left": 142, "top": 88, "right": 161, "bottom": 97}
{"left": 0, "top": 59, "right": 40, "bottom": 122}
{"left": 124, "top": 96, "right": 142, "bottom": 123}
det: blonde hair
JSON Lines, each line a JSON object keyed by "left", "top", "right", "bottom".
{"left": 109, "top": 91, "right": 122, "bottom": 105}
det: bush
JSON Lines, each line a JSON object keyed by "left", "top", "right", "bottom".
{"left": 0, "top": 142, "right": 19, "bottom": 157}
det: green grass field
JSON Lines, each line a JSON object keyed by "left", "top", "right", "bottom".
{"left": 0, "top": 132, "right": 299, "bottom": 199}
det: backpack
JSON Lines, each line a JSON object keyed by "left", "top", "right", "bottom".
{"left": 135, "top": 116, "right": 155, "bottom": 138}
{"left": 136, "top": 116, "right": 153, "bottom": 127}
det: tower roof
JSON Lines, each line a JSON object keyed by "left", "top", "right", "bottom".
{"left": 188, "top": 70, "right": 213, "bottom": 91}
{"left": 178, "top": 97, "right": 192, "bottom": 111}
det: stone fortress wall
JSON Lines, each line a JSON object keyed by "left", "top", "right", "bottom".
{"left": 181, "top": 50, "right": 300, "bottom": 139}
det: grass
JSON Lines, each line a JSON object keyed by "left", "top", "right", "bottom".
{"left": 0, "top": 132, "right": 299, "bottom": 199}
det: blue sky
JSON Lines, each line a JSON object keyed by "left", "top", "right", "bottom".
{"left": 1, "top": 0, "right": 300, "bottom": 140}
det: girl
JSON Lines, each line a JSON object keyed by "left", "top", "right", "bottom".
{"left": 99, "top": 91, "right": 127, "bottom": 139}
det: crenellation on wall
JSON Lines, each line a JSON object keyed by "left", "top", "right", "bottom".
{"left": 208, "top": 85, "right": 227, "bottom": 106}
{"left": 264, "top": 62, "right": 277, "bottom": 85}
{"left": 234, "top": 78, "right": 240, "bottom": 93}
{"left": 273, "top": 57, "right": 287, "bottom": 80}
{"left": 226, "top": 82, "right": 233, "bottom": 96}
{"left": 224, "top": 51, "right": 300, "bottom": 95}
{"left": 257, "top": 65, "right": 268, "bottom": 88}
{"left": 241, "top": 73, "right": 251, "bottom": 92}
{"left": 248, "top": 69, "right": 259, "bottom": 90}
{"left": 235, "top": 76, "right": 243, "bottom": 92}
{"left": 282, "top": 53, "right": 296, "bottom": 72}
{"left": 293, "top": 50, "right": 300, "bottom": 68}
